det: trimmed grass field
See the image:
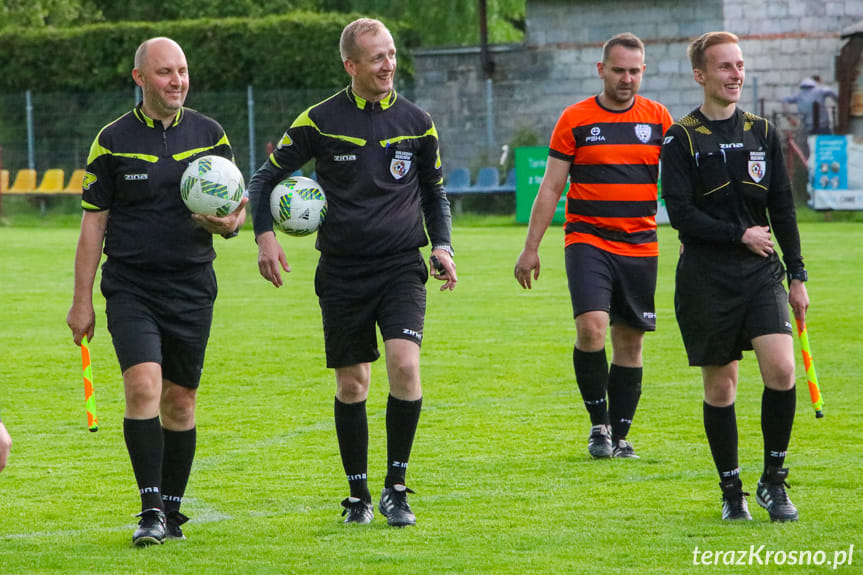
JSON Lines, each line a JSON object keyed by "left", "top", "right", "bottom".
{"left": 0, "top": 218, "right": 861, "bottom": 574}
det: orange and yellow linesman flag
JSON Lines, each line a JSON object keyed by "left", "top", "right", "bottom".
{"left": 81, "top": 335, "right": 99, "bottom": 431}
{"left": 794, "top": 318, "right": 824, "bottom": 419}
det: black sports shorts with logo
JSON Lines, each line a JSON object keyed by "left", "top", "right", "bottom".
{"left": 674, "top": 244, "right": 792, "bottom": 366}
{"left": 101, "top": 259, "right": 217, "bottom": 389}
{"left": 315, "top": 250, "right": 428, "bottom": 369}
{"left": 565, "top": 242, "right": 657, "bottom": 331}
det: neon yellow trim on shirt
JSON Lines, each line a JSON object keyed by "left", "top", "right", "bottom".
{"left": 292, "top": 110, "right": 367, "bottom": 146}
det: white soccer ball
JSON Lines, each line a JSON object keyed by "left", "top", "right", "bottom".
{"left": 180, "top": 155, "right": 245, "bottom": 217}
{"left": 270, "top": 176, "right": 327, "bottom": 236}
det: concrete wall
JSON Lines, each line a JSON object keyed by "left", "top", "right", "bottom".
{"left": 412, "top": 0, "right": 863, "bottom": 176}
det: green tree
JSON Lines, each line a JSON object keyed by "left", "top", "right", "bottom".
{"left": 85, "top": 0, "right": 525, "bottom": 46}
{"left": 1, "top": 0, "right": 525, "bottom": 45}
{"left": 341, "top": 0, "right": 525, "bottom": 45}
{"left": 89, "top": 0, "right": 321, "bottom": 21}
{"left": 0, "top": 0, "right": 104, "bottom": 29}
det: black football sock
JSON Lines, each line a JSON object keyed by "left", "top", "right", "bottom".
{"left": 607, "top": 364, "right": 642, "bottom": 441}
{"left": 703, "top": 402, "right": 739, "bottom": 480}
{"left": 161, "top": 427, "right": 196, "bottom": 515}
{"left": 124, "top": 416, "right": 164, "bottom": 511}
{"left": 761, "top": 386, "right": 796, "bottom": 476}
{"left": 573, "top": 347, "right": 609, "bottom": 425}
{"left": 334, "top": 398, "right": 371, "bottom": 503}
{"left": 385, "top": 395, "right": 423, "bottom": 488}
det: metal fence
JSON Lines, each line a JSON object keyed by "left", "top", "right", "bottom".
{"left": 0, "top": 86, "right": 822, "bottom": 205}
{"left": 0, "top": 85, "right": 391, "bottom": 182}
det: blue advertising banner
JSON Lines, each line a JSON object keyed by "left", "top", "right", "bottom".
{"left": 808, "top": 135, "right": 863, "bottom": 210}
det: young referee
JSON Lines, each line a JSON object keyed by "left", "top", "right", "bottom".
{"left": 660, "top": 31, "right": 809, "bottom": 522}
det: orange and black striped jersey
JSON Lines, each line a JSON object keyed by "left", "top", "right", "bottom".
{"left": 548, "top": 95, "right": 673, "bottom": 257}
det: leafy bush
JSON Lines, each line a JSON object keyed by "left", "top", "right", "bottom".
{"left": 0, "top": 12, "right": 416, "bottom": 93}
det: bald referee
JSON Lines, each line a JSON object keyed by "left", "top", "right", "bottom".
{"left": 67, "top": 37, "right": 246, "bottom": 546}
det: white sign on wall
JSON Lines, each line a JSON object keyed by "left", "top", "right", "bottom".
{"left": 808, "top": 135, "right": 863, "bottom": 210}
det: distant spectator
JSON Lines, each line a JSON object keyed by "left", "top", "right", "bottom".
{"left": 783, "top": 76, "right": 838, "bottom": 135}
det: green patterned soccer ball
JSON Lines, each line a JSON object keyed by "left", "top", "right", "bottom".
{"left": 180, "top": 155, "right": 245, "bottom": 217}
{"left": 270, "top": 176, "right": 327, "bottom": 236}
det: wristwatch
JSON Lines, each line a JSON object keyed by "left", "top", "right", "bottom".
{"left": 221, "top": 227, "right": 239, "bottom": 239}
{"left": 432, "top": 244, "right": 454, "bottom": 258}
{"left": 787, "top": 269, "right": 808, "bottom": 283}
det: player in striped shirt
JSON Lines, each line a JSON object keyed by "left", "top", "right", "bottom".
{"left": 515, "top": 32, "right": 673, "bottom": 459}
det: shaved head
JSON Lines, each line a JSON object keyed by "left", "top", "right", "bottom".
{"left": 134, "top": 37, "right": 185, "bottom": 72}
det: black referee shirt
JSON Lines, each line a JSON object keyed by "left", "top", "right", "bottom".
{"left": 248, "top": 87, "right": 450, "bottom": 260}
{"left": 660, "top": 108, "right": 803, "bottom": 274}
{"left": 83, "top": 105, "right": 233, "bottom": 271}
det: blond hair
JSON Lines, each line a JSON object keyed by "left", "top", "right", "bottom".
{"left": 687, "top": 31, "right": 739, "bottom": 70}
{"left": 339, "top": 18, "right": 388, "bottom": 62}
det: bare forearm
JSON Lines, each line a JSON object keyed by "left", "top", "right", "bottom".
{"left": 72, "top": 212, "right": 107, "bottom": 304}
{"left": 524, "top": 185, "right": 562, "bottom": 252}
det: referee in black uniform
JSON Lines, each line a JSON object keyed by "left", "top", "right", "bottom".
{"left": 67, "top": 37, "right": 247, "bottom": 546}
{"left": 249, "top": 18, "right": 456, "bottom": 527}
{"left": 661, "top": 32, "right": 809, "bottom": 522}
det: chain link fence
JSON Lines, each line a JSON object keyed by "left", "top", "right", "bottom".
{"left": 0, "top": 86, "right": 831, "bottom": 214}
{"left": 0, "top": 85, "right": 418, "bottom": 181}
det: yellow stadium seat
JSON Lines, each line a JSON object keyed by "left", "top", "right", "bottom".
{"left": 1, "top": 169, "right": 8, "bottom": 194}
{"left": 64, "top": 169, "right": 85, "bottom": 194}
{"left": 35, "top": 169, "right": 65, "bottom": 194}
{"left": 7, "top": 169, "right": 37, "bottom": 194}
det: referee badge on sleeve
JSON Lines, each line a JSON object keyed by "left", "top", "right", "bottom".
{"left": 83, "top": 171, "right": 97, "bottom": 190}
{"left": 748, "top": 151, "right": 766, "bottom": 183}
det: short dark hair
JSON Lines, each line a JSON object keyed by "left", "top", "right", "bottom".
{"left": 687, "top": 31, "right": 739, "bottom": 70}
{"left": 602, "top": 33, "right": 644, "bottom": 63}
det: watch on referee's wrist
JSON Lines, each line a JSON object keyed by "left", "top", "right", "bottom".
{"left": 221, "top": 227, "right": 239, "bottom": 239}
{"left": 432, "top": 244, "right": 454, "bottom": 258}
{"left": 787, "top": 269, "right": 808, "bottom": 283}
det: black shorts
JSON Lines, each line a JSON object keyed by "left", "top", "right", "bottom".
{"left": 674, "top": 247, "right": 791, "bottom": 366}
{"left": 315, "top": 251, "right": 428, "bottom": 369}
{"left": 565, "top": 243, "right": 657, "bottom": 331}
{"left": 101, "top": 259, "right": 217, "bottom": 389}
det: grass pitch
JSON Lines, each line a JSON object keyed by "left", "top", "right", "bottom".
{"left": 0, "top": 217, "right": 860, "bottom": 574}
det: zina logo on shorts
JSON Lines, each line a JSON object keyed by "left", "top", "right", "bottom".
{"left": 402, "top": 328, "right": 422, "bottom": 340}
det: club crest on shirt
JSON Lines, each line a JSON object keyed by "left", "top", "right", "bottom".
{"left": 390, "top": 150, "right": 412, "bottom": 179}
{"left": 634, "top": 124, "right": 652, "bottom": 143}
{"left": 390, "top": 159, "right": 410, "bottom": 179}
{"left": 748, "top": 151, "right": 766, "bottom": 183}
